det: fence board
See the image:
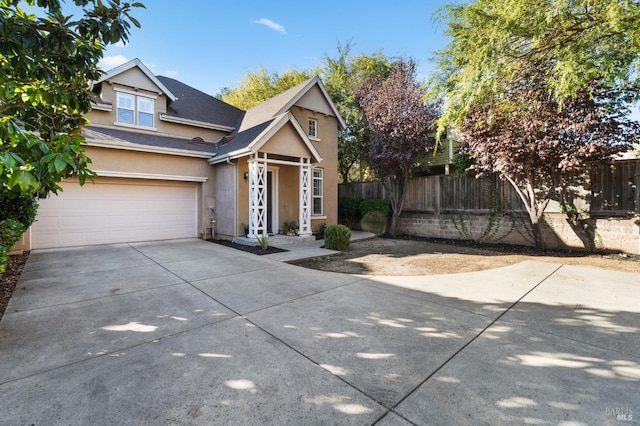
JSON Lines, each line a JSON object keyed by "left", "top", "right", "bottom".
{"left": 339, "top": 160, "right": 639, "bottom": 215}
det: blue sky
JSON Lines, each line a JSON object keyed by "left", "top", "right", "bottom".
{"left": 98, "top": 1, "right": 457, "bottom": 96}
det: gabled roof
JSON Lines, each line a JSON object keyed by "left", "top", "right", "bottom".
{"left": 239, "top": 76, "right": 346, "bottom": 132}
{"left": 97, "top": 58, "right": 178, "bottom": 101}
{"left": 208, "top": 112, "right": 322, "bottom": 164}
{"left": 157, "top": 76, "right": 244, "bottom": 131}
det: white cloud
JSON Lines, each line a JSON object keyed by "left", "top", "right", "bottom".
{"left": 112, "top": 41, "right": 125, "bottom": 48}
{"left": 253, "top": 18, "right": 286, "bottom": 35}
{"left": 99, "top": 55, "right": 129, "bottom": 69}
{"left": 164, "top": 70, "right": 178, "bottom": 77}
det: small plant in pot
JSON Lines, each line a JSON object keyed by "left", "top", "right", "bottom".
{"left": 283, "top": 220, "right": 298, "bottom": 236}
{"left": 241, "top": 223, "right": 249, "bottom": 237}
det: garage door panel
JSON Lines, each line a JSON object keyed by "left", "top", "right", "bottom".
{"left": 32, "top": 180, "right": 198, "bottom": 249}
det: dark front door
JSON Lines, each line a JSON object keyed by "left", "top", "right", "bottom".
{"left": 266, "top": 171, "right": 273, "bottom": 233}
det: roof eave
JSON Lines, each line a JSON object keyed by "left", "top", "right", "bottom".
{"left": 97, "top": 58, "right": 178, "bottom": 101}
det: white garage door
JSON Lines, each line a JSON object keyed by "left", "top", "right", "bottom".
{"left": 32, "top": 178, "right": 198, "bottom": 249}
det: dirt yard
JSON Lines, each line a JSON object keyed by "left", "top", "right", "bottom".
{"left": 293, "top": 236, "right": 640, "bottom": 276}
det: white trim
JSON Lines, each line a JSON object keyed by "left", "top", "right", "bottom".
{"left": 267, "top": 167, "right": 279, "bottom": 234}
{"left": 113, "top": 122, "right": 158, "bottom": 132}
{"left": 114, "top": 86, "right": 159, "bottom": 99}
{"left": 87, "top": 140, "right": 214, "bottom": 159}
{"left": 91, "top": 103, "right": 112, "bottom": 112}
{"left": 247, "top": 157, "right": 316, "bottom": 167}
{"left": 159, "top": 114, "right": 235, "bottom": 132}
{"left": 208, "top": 112, "right": 323, "bottom": 165}
{"left": 308, "top": 118, "right": 318, "bottom": 138}
{"left": 311, "top": 215, "right": 327, "bottom": 220}
{"left": 98, "top": 58, "right": 178, "bottom": 101}
{"left": 309, "top": 136, "right": 321, "bottom": 142}
{"left": 94, "top": 170, "right": 208, "bottom": 182}
{"left": 277, "top": 77, "right": 347, "bottom": 130}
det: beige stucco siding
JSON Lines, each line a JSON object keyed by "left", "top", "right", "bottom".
{"left": 294, "top": 85, "right": 335, "bottom": 116}
{"left": 290, "top": 106, "right": 339, "bottom": 227}
{"left": 213, "top": 163, "right": 237, "bottom": 238}
{"left": 261, "top": 124, "right": 314, "bottom": 159}
{"left": 84, "top": 146, "right": 215, "bottom": 237}
{"left": 88, "top": 72, "right": 227, "bottom": 142}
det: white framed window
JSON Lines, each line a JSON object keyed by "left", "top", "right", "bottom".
{"left": 312, "top": 168, "right": 323, "bottom": 215}
{"left": 116, "top": 91, "right": 154, "bottom": 128}
{"left": 137, "top": 97, "right": 154, "bottom": 127}
{"left": 117, "top": 93, "right": 135, "bottom": 125}
{"left": 308, "top": 118, "right": 318, "bottom": 139}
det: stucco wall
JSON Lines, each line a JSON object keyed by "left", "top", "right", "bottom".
{"left": 397, "top": 211, "right": 640, "bottom": 254}
{"left": 82, "top": 146, "right": 216, "bottom": 239}
{"left": 213, "top": 163, "right": 237, "bottom": 238}
{"left": 290, "top": 105, "right": 339, "bottom": 228}
{"left": 88, "top": 72, "right": 227, "bottom": 143}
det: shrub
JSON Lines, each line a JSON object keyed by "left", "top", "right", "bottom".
{"left": 0, "top": 192, "right": 39, "bottom": 227}
{"left": 360, "top": 199, "right": 391, "bottom": 217}
{"left": 324, "top": 224, "right": 351, "bottom": 251}
{"left": 0, "top": 219, "right": 26, "bottom": 275}
{"left": 338, "top": 195, "right": 362, "bottom": 227}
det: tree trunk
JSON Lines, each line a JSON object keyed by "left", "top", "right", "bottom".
{"left": 383, "top": 172, "right": 407, "bottom": 237}
{"left": 528, "top": 211, "right": 543, "bottom": 251}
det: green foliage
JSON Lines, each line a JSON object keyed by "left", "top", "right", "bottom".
{"left": 324, "top": 224, "right": 351, "bottom": 251}
{"left": 338, "top": 195, "right": 363, "bottom": 227}
{"left": 217, "top": 41, "right": 394, "bottom": 181}
{"left": 217, "top": 67, "right": 317, "bottom": 110}
{"left": 0, "top": 219, "right": 25, "bottom": 275}
{"left": 255, "top": 234, "right": 269, "bottom": 250}
{"left": 282, "top": 220, "right": 298, "bottom": 234}
{"left": 430, "top": 0, "right": 640, "bottom": 137}
{"left": 0, "top": 191, "right": 38, "bottom": 228}
{"left": 315, "top": 222, "right": 327, "bottom": 236}
{"left": 322, "top": 42, "right": 394, "bottom": 182}
{"left": 1, "top": 0, "right": 144, "bottom": 197}
{"left": 451, "top": 153, "right": 475, "bottom": 175}
{"left": 360, "top": 199, "right": 391, "bottom": 217}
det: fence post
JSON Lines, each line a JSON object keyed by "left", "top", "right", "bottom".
{"left": 435, "top": 176, "right": 441, "bottom": 215}
{"left": 635, "top": 160, "right": 640, "bottom": 214}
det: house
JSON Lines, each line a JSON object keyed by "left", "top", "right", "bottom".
{"left": 20, "top": 58, "right": 345, "bottom": 250}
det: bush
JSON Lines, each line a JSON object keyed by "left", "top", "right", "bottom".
{"left": 0, "top": 219, "right": 26, "bottom": 275}
{"left": 324, "top": 224, "right": 351, "bottom": 251}
{"left": 360, "top": 199, "right": 391, "bottom": 217}
{"left": 0, "top": 192, "right": 39, "bottom": 227}
{"left": 338, "top": 195, "right": 362, "bottom": 228}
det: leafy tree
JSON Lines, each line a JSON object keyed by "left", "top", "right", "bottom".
{"left": 322, "top": 42, "right": 393, "bottom": 182}
{"left": 431, "top": 0, "right": 640, "bottom": 137}
{"left": 460, "top": 77, "right": 638, "bottom": 249}
{"left": 0, "top": 0, "right": 143, "bottom": 267}
{"left": 217, "top": 43, "right": 393, "bottom": 182}
{"left": 355, "top": 60, "right": 440, "bottom": 236}
{"left": 217, "top": 67, "right": 317, "bottom": 110}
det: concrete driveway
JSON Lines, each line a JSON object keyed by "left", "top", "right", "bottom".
{"left": 0, "top": 239, "right": 638, "bottom": 425}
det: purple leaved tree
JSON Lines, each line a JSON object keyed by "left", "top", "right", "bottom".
{"left": 461, "top": 78, "right": 638, "bottom": 250}
{"left": 355, "top": 60, "right": 440, "bottom": 235}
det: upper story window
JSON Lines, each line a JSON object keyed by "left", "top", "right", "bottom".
{"left": 308, "top": 118, "right": 318, "bottom": 139}
{"left": 116, "top": 90, "right": 155, "bottom": 129}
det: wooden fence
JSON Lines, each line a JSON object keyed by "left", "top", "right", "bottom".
{"left": 339, "top": 159, "right": 640, "bottom": 215}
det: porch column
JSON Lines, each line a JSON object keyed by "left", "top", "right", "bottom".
{"left": 248, "top": 153, "right": 267, "bottom": 238}
{"left": 298, "top": 158, "right": 312, "bottom": 236}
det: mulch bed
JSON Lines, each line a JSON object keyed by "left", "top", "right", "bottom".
{"left": 208, "top": 238, "right": 288, "bottom": 255}
{"left": 0, "top": 252, "right": 29, "bottom": 321}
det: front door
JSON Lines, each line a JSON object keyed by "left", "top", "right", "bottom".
{"left": 266, "top": 170, "right": 274, "bottom": 233}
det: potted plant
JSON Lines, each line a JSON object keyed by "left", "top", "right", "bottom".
{"left": 241, "top": 223, "right": 249, "bottom": 237}
{"left": 282, "top": 220, "right": 298, "bottom": 236}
